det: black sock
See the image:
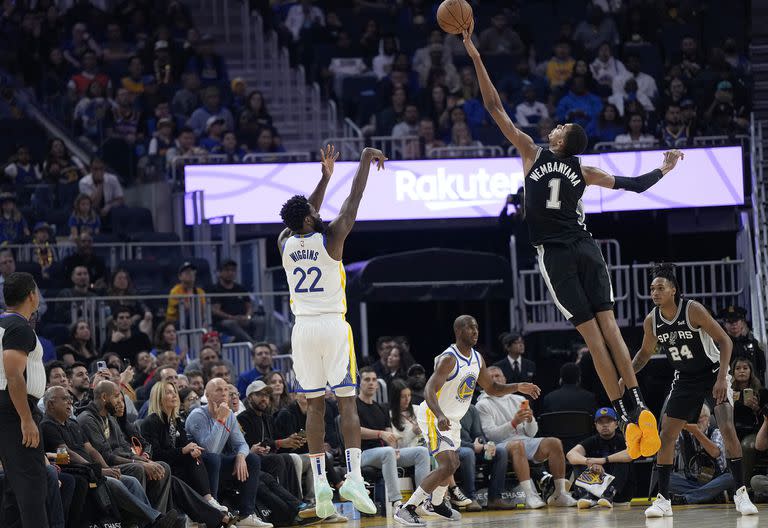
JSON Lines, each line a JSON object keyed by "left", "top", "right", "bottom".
{"left": 656, "top": 464, "right": 673, "bottom": 498}
{"left": 728, "top": 458, "right": 744, "bottom": 488}
{"left": 627, "top": 386, "right": 645, "bottom": 410}
{"left": 612, "top": 398, "right": 629, "bottom": 422}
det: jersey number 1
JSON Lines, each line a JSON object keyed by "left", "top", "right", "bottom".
{"left": 546, "top": 178, "right": 562, "bottom": 210}
{"left": 294, "top": 267, "right": 324, "bottom": 293}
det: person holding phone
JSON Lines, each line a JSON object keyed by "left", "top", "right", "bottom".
{"left": 731, "top": 358, "right": 764, "bottom": 438}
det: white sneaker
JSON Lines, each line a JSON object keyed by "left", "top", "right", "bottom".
{"left": 236, "top": 513, "right": 274, "bottom": 527}
{"left": 597, "top": 497, "right": 614, "bottom": 509}
{"left": 645, "top": 494, "right": 673, "bottom": 518}
{"left": 577, "top": 498, "right": 596, "bottom": 509}
{"left": 207, "top": 497, "right": 228, "bottom": 512}
{"left": 735, "top": 486, "right": 758, "bottom": 515}
{"left": 547, "top": 493, "right": 577, "bottom": 507}
{"left": 525, "top": 493, "right": 546, "bottom": 509}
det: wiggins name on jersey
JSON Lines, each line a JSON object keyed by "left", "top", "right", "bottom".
{"left": 282, "top": 232, "right": 346, "bottom": 316}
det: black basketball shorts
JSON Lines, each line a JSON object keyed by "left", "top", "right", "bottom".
{"left": 665, "top": 368, "right": 733, "bottom": 423}
{"left": 535, "top": 237, "right": 614, "bottom": 326}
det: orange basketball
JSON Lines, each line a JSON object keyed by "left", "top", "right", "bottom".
{"left": 437, "top": 0, "right": 473, "bottom": 35}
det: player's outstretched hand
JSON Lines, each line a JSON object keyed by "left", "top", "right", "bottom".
{"left": 660, "top": 149, "right": 684, "bottom": 175}
{"left": 436, "top": 414, "right": 451, "bottom": 431}
{"left": 320, "top": 143, "right": 339, "bottom": 178}
{"left": 362, "top": 147, "right": 387, "bottom": 171}
{"left": 516, "top": 382, "right": 541, "bottom": 399}
{"left": 461, "top": 25, "right": 479, "bottom": 59}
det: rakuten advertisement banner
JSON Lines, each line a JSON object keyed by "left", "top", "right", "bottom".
{"left": 184, "top": 146, "right": 744, "bottom": 224}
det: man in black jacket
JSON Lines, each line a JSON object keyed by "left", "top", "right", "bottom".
{"left": 493, "top": 332, "right": 536, "bottom": 384}
{"left": 540, "top": 363, "right": 597, "bottom": 415}
{"left": 101, "top": 306, "right": 152, "bottom": 365}
{"left": 238, "top": 380, "right": 303, "bottom": 497}
{"left": 720, "top": 306, "right": 766, "bottom": 382}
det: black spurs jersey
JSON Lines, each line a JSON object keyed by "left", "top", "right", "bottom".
{"left": 652, "top": 299, "right": 720, "bottom": 374}
{"left": 524, "top": 147, "right": 590, "bottom": 246}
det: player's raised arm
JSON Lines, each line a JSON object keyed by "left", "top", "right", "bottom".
{"left": 461, "top": 28, "right": 537, "bottom": 163}
{"left": 687, "top": 300, "right": 733, "bottom": 403}
{"left": 476, "top": 355, "right": 541, "bottom": 399}
{"left": 583, "top": 149, "right": 685, "bottom": 191}
{"left": 631, "top": 314, "right": 658, "bottom": 375}
{"left": 424, "top": 353, "right": 458, "bottom": 431}
{"left": 326, "top": 147, "right": 386, "bottom": 259}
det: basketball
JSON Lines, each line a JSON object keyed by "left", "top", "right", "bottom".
{"left": 436, "top": 0, "right": 473, "bottom": 35}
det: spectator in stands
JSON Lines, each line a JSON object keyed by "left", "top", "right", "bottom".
{"left": 494, "top": 332, "right": 535, "bottom": 384}
{"left": 446, "top": 122, "right": 483, "bottom": 157}
{"left": 545, "top": 40, "right": 575, "bottom": 91}
{"left": 166, "top": 261, "right": 206, "bottom": 323}
{"left": 477, "top": 366, "right": 576, "bottom": 507}
{"left": 555, "top": 74, "right": 602, "bottom": 129}
{"left": 186, "top": 34, "right": 229, "bottom": 88}
{"left": 55, "top": 266, "right": 97, "bottom": 322}
{"left": 179, "top": 386, "right": 201, "bottom": 416}
{"left": 458, "top": 66, "right": 480, "bottom": 101}
{"left": 704, "top": 81, "right": 749, "bottom": 134}
{"left": 172, "top": 72, "right": 201, "bottom": 121}
{"left": 107, "top": 268, "right": 152, "bottom": 327}
{"left": 285, "top": 0, "right": 326, "bottom": 42}
{"left": 213, "top": 131, "right": 247, "bottom": 162}
{"left": 200, "top": 116, "right": 225, "bottom": 152}
{"left": 674, "top": 36, "right": 704, "bottom": 81}
{"left": 238, "top": 90, "right": 273, "bottom": 141}
{"left": 356, "top": 367, "right": 430, "bottom": 509}
{"left": 479, "top": 12, "right": 524, "bottom": 57}
{"left": 413, "top": 39, "right": 460, "bottom": 92}
{"left": 534, "top": 117, "right": 555, "bottom": 143}
{"left": 573, "top": 7, "right": 619, "bottom": 56}
{"left": 731, "top": 358, "right": 763, "bottom": 438}
{"left": 608, "top": 77, "right": 655, "bottom": 117}
{"left": 752, "top": 415, "right": 768, "bottom": 499}
{"left": 392, "top": 103, "right": 420, "bottom": 138}
{"left": 612, "top": 54, "right": 658, "bottom": 102}
{"left": 515, "top": 82, "right": 549, "bottom": 127}
{"left": 68, "top": 193, "right": 100, "bottom": 238}
{"left": 210, "top": 258, "right": 261, "bottom": 342}
{"left": 382, "top": 344, "right": 414, "bottom": 385}
{"left": 414, "top": 117, "right": 445, "bottom": 158}
{"left": 102, "top": 305, "right": 153, "bottom": 365}
{"left": 166, "top": 126, "right": 206, "bottom": 166}
{"left": 101, "top": 22, "right": 134, "bottom": 67}
{"left": 720, "top": 306, "right": 766, "bottom": 381}
{"left": 586, "top": 103, "right": 624, "bottom": 145}
{"left": 30, "top": 222, "right": 56, "bottom": 279}
{"left": 668, "top": 404, "right": 735, "bottom": 505}
{"left": 265, "top": 371, "right": 293, "bottom": 413}
{"left": 723, "top": 37, "right": 750, "bottom": 76}
{"left": 57, "top": 319, "right": 97, "bottom": 366}
{"left": 43, "top": 138, "right": 85, "bottom": 183}
{"left": 373, "top": 35, "right": 399, "bottom": 80}
{"left": 371, "top": 335, "right": 395, "bottom": 380}
{"left": 0, "top": 192, "right": 29, "bottom": 244}
{"left": 614, "top": 113, "right": 656, "bottom": 147}
{"left": 185, "top": 345, "right": 233, "bottom": 379}
{"left": 658, "top": 103, "right": 691, "bottom": 147}
{"left": 229, "top": 384, "right": 244, "bottom": 415}
{"left": 121, "top": 56, "right": 147, "bottom": 95}
{"left": 541, "top": 363, "right": 597, "bottom": 415}
{"left": 205, "top": 360, "right": 233, "bottom": 386}
{"left": 4, "top": 144, "right": 41, "bottom": 184}
{"left": 46, "top": 360, "right": 71, "bottom": 392}
{"left": 443, "top": 23, "right": 478, "bottom": 58}
{"left": 566, "top": 407, "right": 632, "bottom": 507}
{"left": 388, "top": 379, "right": 422, "bottom": 448}
{"left": 66, "top": 361, "right": 91, "bottom": 407}
{"left": 62, "top": 231, "right": 108, "bottom": 288}
{"left": 78, "top": 157, "right": 125, "bottom": 219}
{"left": 405, "top": 364, "right": 426, "bottom": 405}
{"left": 67, "top": 49, "right": 111, "bottom": 98}
{"left": 247, "top": 126, "right": 281, "bottom": 157}
{"left": 236, "top": 342, "right": 274, "bottom": 395}
{"left": 188, "top": 86, "right": 234, "bottom": 137}
{"left": 590, "top": 42, "right": 627, "bottom": 97}
{"left": 186, "top": 378, "right": 271, "bottom": 527}
{"left": 152, "top": 40, "right": 175, "bottom": 87}
{"left": 663, "top": 77, "right": 689, "bottom": 108}
{"left": 149, "top": 322, "right": 178, "bottom": 358}
{"left": 73, "top": 80, "right": 112, "bottom": 144}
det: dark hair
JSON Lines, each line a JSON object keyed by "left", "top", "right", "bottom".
{"left": 359, "top": 366, "right": 376, "bottom": 377}
{"left": 186, "top": 369, "right": 204, "bottom": 380}
{"left": 560, "top": 362, "right": 581, "bottom": 384}
{"left": 279, "top": 195, "right": 311, "bottom": 231}
{"left": 154, "top": 321, "right": 177, "bottom": 350}
{"left": 732, "top": 358, "right": 763, "bottom": 391}
{"left": 561, "top": 123, "right": 588, "bottom": 156}
{"left": 253, "top": 341, "right": 271, "bottom": 352}
{"left": 204, "top": 359, "right": 229, "bottom": 381}
{"left": 178, "top": 126, "right": 195, "bottom": 136}
{"left": 389, "top": 379, "right": 414, "bottom": 431}
{"left": 114, "top": 305, "right": 133, "bottom": 317}
{"left": 66, "top": 361, "right": 88, "bottom": 378}
{"left": 376, "top": 335, "right": 394, "bottom": 351}
{"left": 264, "top": 370, "right": 292, "bottom": 411}
{"left": 45, "top": 360, "right": 68, "bottom": 383}
{"left": 650, "top": 262, "right": 681, "bottom": 304}
{"left": 3, "top": 272, "right": 36, "bottom": 307}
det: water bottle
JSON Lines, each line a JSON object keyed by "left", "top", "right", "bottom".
{"left": 483, "top": 441, "right": 495, "bottom": 460}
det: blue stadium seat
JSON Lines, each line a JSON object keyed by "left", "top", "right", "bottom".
{"left": 14, "top": 261, "right": 43, "bottom": 284}
{"left": 110, "top": 206, "right": 155, "bottom": 239}
{"left": 117, "top": 259, "right": 168, "bottom": 294}
{"left": 56, "top": 182, "right": 80, "bottom": 209}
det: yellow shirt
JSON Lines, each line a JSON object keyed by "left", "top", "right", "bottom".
{"left": 166, "top": 284, "right": 206, "bottom": 322}
{"left": 546, "top": 58, "right": 575, "bottom": 88}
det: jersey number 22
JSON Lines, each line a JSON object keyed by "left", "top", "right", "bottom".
{"left": 293, "top": 267, "right": 324, "bottom": 293}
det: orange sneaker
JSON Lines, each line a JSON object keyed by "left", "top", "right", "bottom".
{"left": 625, "top": 422, "right": 642, "bottom": 459}
{"left": 638, "top": 409, "right": 661, "bottom": 457}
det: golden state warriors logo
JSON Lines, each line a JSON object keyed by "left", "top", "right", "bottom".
{"left": 456, "top": 373, "right": 477, "bottom": 401}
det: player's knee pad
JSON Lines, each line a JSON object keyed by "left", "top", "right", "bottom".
{"left": 333, "top": 385, "right": 356, "bottom": 398}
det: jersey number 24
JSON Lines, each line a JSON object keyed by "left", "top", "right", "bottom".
{"left": 669, "top": 345, "right": 694, "bottom": 361}
{"left": 293, "top": 267, "right": 324, "bottom": 293}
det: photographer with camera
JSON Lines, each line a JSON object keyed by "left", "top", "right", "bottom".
{"left": 498, "top": 187, "right": 535, "bottom": 268}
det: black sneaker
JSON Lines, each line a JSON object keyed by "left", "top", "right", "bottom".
{"left": 448, "top": 486, "right": 472, "bottom": 507}
{"left": 429, "top": 500, "right": 462, "bottom": 521}
{"left": 151, "top": 509, "right": 180, "bottom": 528}
{"left": 393, "top": 504, "right": 426, "bottom": 527}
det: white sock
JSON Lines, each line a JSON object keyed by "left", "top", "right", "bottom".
{"left": 555, "top": 478, "right": 569, "bottom": 495}
{"left": 345, "top": 448, "right": 363, "bottom": 482}
{"left": 519, "top": 479, "right": 537, "bottom": 497}
{"left": 309, "top": 453, "right": 328, "bottom": 486}
{"left": 431, "top": 486, "right": 448, "bottom": 505}
{"left": 405, "top": 487, "right": 429, "bottom": 507}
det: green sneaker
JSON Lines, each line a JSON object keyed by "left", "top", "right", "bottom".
{"left": 339, "top": 478, "right": 377, "bottom": 514}
{"left": 314, "top": 481, "right": 336, "bottom": 519}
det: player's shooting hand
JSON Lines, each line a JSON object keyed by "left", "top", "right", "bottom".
{"left": 320, "top": 143, "right": 339, "bottom": 178}
{"left": 517, "top": 383, "right": 541, "bottom": 399}
{"left": 660, "top": 149, "right": 684, "bottom": 175}
{"left": 436, "top": 414, "right": 451, "bottom": 431}
{"left": 712, "top": 377, "right": 728, "bottom": 404}
{"left": 362, "top": 148, "right": 387, "bottom": 170}
{"left": 461, "top": 28, "right": 479, "bottom": 59}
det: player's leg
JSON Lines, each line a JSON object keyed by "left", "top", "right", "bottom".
{"left": 714, "top": 401, "right": 758, "bottom": 514}
{"left": 404, "top": 451, "right": 461, "bottom": 521}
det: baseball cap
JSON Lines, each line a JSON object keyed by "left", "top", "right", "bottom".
{"left": 231, "top": 77, "right": 246, "bottom": 91}
{"left": 719, "top": 305, "right": 747, "bottom": 322}
{"left": 178, "top": 261, "right": 197, "bottom": 274}
{"left": 717, "top": 80, "right": 733, "bottom": 91}
{"left": 594, "top": 407, "right": 617, "bottom": 421}
{"left": 218, "top": 258, "right": 237, "bottom": 270}
{"left": 202, "top": 330, "right": 220, "bottom": 343}
{"left": 680, "top": 98, "right": 695, "bottom": 109}
{"left": 246, "top": 380, "right": 272, "bottom": 397}
{"left": 407, "top": 364, "right": 426, "bottom": 376}
{"left": 206, "top": 115, "right": 225, "bottom": 131}
{"left": 154, "top": 40, "right": 169, "bottom": 51}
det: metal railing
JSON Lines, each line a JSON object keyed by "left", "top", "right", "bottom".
{"left": 749, "top": 117, "right": 768, "bottom": 344}
{"left": 429, "top": 145, "right": 505, "bottom": 158}
{"left": 693, "top": 135, "right": 749, "bottom": 146}
{"left": 242, "top": 152, "right": 311, "bottom": 163}
{"left": 319, "top": 135, "right": 420, "bottom": 160}
{"left": 594, "top": 140, "right": 660, "bottom": 151}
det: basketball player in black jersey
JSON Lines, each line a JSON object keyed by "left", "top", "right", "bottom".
{"left": 462, "top": 27, "right": 683, "bottom": 457}
{"left": 632, "top": 264, "right": 757, "bottom": 517}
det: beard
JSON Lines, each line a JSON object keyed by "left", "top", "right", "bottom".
{"left": 105, "top": 401, "right": 117, "bottom": 415}
{"left": 312, "top": 216, "right": 326, "bottom": 233}
{"left": 408, "top": 377, "right": 426, "bottom": 391}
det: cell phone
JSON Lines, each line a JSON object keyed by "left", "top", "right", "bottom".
{"left": 96, "top": 360, "right": 107, "bottom": 371}
{"left": 744, "top": 388, "right": 754, "bottom": 401}
{"left": 297, "top": 429, "right": 307, "bottom": 439}
{"left": 122, "top": 358, "right": 131, "bottom": 369}
{"left": 520, "top": 400, "right": 529, "bottom": 410}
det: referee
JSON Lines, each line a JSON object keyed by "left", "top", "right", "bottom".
{"left": 0, "top": 272, "right": 48, "bottom": 527}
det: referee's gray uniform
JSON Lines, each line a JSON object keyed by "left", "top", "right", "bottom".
{"left": 0, "top": 312, "right": 48, "bottom": 527}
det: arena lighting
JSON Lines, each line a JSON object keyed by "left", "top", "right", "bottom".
{"left": 184, "top": 146, "right": 744, "bottom": 225}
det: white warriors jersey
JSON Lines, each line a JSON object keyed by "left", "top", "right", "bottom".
{"left": 282, "top": 232, "right": 347, "bottom": 316}
{"left": 430, "top": 345, "right": 482, "bottom": 420}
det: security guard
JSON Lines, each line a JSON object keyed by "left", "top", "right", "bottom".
{"left": 719, "top": 305, "right": 766, "bottom": 383}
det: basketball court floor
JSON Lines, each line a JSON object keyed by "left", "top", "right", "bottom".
{"left": 341, "top": 505, "right": 759, "bottom": 528}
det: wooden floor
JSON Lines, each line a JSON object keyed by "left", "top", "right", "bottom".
{"left": 331, "top": 505, "right": 760, "bottom": 528}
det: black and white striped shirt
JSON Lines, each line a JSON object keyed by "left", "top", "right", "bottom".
{"left": 0, "top": 313, "right": 46, "bottom": 399}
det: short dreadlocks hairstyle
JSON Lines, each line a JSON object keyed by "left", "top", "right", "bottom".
{"left": 650, "top": 262, "right": 681, "bottom": 304}
{"left": 561, "top": 123, "right": 588, "bottom": 156}
{"left": 279, "top": 195, "right": 311, "bottom": 231}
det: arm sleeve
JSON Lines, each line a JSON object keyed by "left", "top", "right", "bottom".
{"left": 612, "top": 169, "right": 663, "bottom": 193}
{"left": 185, "top": 410, "right": 228, "bottom": 454}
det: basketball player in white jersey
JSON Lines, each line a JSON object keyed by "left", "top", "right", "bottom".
{"left": 393, "top": 315, "right": 541, "bottom": 526}
{"left": 278, "top": 145, "right": 386, "bottom": 519}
